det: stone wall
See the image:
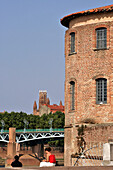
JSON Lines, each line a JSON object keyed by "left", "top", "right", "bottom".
{"left": 3, "top": 166, "right": 113, "bottom": 170}
{"left": 84, "top": 124, "right": 113, "bottom": 143}
{"left": 65, "top": 124, "right": 113, "bottom": 166}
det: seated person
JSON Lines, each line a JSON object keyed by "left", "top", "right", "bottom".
{"left": 40, "top": 147, "right": 56, "bottom": 167}
{"left": 11, "top": 155, "right": 22, "bottom": 167}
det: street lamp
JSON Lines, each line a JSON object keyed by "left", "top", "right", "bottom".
{"left": 49, "top": 118, "right": 53, "bottom": 133}
{"left": 23, "top": 119, "right": 29, "bottom": 133}
{"left": 1, "top": 120, "right": 5, "bottom": 134}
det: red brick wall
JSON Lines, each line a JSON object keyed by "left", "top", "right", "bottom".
{"left": 63, "top": 10, "right": 113, "bottom": 166}
{"left": 65, "top": 12, "right": 113, "bottom": 126}
{"left": 84, "top": 124, "right": 113, "bottom": 143}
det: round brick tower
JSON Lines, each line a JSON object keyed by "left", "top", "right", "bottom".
{"left": 61, "top": 5, "right": 113, "bottom": 166}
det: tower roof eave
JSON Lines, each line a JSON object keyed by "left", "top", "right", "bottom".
{"left": 60, "top": 4, "right": 113, "bottom": 28}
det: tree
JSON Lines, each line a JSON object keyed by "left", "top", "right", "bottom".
{"left": 0, "top": 111, "right": 65, "bottom": 130}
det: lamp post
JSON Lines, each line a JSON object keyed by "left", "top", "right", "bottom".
{"left": 49, "top": 118, "right": 53, "bottom": 133}
{"left": 1, "top": 120, "right": 5, "bottom": 134}
{"left": 23, "top": 119, "right": 29, "bottom": 133}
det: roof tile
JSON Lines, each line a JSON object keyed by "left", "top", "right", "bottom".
{"left": 61, "top": 4, "right": 113, "bottom": 27}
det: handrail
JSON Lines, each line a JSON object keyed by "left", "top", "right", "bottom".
{"left": 1, "top": 128, "right": 64, "bottom": 133}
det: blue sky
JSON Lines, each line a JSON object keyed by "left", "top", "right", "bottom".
{"left": 0, "top": 0, "right": 113, "bottom": 114}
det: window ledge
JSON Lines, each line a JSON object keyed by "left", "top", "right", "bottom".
{"left": 69, "top": 110, "right": 75, "bottom": 113}
{"left": 93, "top": 47, "right": 109, "bottom": 51}
{"left": 69, "top": 52, "right": 77, "bottom": 56}
{"left": 96, "top": 103, "right": 109, "bottom": 106}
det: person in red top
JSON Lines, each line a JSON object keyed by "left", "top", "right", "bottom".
{"left": 40, "top": 147, "right": 56, "bottom": 167}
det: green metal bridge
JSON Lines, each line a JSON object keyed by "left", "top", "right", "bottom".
{"left": 0, "top": 128, "right": 64, "bottom": 143}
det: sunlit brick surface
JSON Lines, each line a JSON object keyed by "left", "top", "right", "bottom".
{"left": 61, "top": 5, "right": 113, "bottom": 166}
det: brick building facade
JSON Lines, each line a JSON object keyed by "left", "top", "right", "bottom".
{"left": 61, "top": 5, "right": 113, "bottom": 166}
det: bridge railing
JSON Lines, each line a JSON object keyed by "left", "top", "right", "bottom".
{"left": 1, "top": 128, "right": 64, "bottom": 133}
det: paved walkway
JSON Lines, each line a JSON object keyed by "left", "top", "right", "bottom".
{"left": 3, "top": 166, "right": 113, "bottom": 170}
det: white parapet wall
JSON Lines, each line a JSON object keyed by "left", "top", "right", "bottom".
{"left": 103, "top": 142, "right": 113, "bottom": 166}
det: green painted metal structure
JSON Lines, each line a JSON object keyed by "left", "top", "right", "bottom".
{"left": 2, "top": 128, "right": 64, "bottom": 133}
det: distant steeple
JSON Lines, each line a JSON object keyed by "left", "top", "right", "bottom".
{"left": 59, "top": 100, "right": 62, "bottom": 106}
{"left": 46, "top": 98, "right": 50, "bottom": 105}
{"left": 33, "top": 101, "right": 37, "bottom": 110}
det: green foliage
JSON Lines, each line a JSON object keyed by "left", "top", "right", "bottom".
{"left": 48, "top": 139, "right": 64, "bottom": 147}
{"left": 0, "top": 111, "right": 65, "bottom": 130}
{"left": 52, "top": 112, "right": 65, "bottom": 128}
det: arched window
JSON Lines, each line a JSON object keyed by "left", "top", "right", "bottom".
{"left": 96, "top": 78, "right": 107, "bottom": 104}
{"left": 70, "top": 81, "right": 75, "bottom": 110}
{"left": 70, "top": 32, "right": 75, "bottom": 53}
{"left": 96, "top": 27, "right": 107, "bottom": 49}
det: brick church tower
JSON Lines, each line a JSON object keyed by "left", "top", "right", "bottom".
{"left": 33, "top": 90, "right": 50, "bottom": 115}
{"left": 61, "top": 5, "right": 113, "bottom": 166}
{"left": 39, "top": 90, "right": 47, "bottom": 109}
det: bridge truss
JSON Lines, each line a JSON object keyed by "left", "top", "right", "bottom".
{"left": 0, "top": 131, "right": 64, "bottom": 143}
